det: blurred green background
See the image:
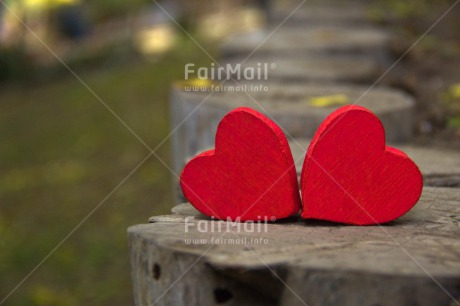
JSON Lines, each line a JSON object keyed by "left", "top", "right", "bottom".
{"left": 0, "top": 46, "right": 213, "bottom": 305}
{"left": 0, "top": 0, "right": 219, "bottom": 305}
{"left": 0, "top": 0, "right": 459, "bottom": 305}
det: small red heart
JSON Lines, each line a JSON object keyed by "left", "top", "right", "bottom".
{"left": 300, "top": 105, "right": 423, "bottom": 225}
{"left": 180, "top": 107, "right": 301, "bottom": 221}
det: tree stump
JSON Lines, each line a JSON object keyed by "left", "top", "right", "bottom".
{"left": 220, "top": 55, "right": 381, "bottom": 84}
{"left": 128, "top": 187, "right": 460, "bottom": 306}
{"left": 220, "top": 27, "right": 391, "bottom": 64}
{"left": 170, "top": 83, "right": 415, "bottom": 179}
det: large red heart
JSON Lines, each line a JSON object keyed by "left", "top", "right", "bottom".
{"left": 180, "top": 107, "right": 301, "bottom": 221}
{"left": 300, "top": 105, "right": 423, "bottom": 225}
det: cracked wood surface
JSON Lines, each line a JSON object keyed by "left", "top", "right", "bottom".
{"left": 129, "top": 187, "right": 460, "bottom": 306}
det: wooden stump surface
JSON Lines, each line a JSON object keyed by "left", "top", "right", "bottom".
{"left": 129, "top": 187, "right": 460, "bottom": 306}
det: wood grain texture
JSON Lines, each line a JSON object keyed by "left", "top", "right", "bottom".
{"left": 300, "top": 105, "right": 423, "bottom": 225}
{"left": 180, "top": 107, "right": 300, "bottom": 221}
{"left": 129, "top": 187, "right": 460, "bottom": 306}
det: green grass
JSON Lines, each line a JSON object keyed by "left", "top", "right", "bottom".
{"left": 0, "top": 38, "right": 214, "bottom": 305}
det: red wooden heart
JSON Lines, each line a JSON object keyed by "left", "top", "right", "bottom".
{"left": 300, "top": 105, "right": 423, "bottom": 225}
{"left": 180, "top": 107, "right": 301, "bottom": 221}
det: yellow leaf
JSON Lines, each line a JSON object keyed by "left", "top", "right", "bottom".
{"left": 308, "top": 94, "right": 350, "bottom": 107}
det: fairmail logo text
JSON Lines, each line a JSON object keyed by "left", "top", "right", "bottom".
{"left": 184, "top": 62, "right": 275, "bottom": 81}
{"left": 184, "top": 216, "right": 272, "bottom": 233}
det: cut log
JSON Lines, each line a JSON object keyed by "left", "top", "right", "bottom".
{"left": 220, "top": 55, "right": 382, "bottom": 84}
{"left": 220, "top": 27, "right": 391, "bottom": 63}
{"left": 170, "top": 82, "right": 415, "bottom": 179}
{"left": 128, "top": 187, "right": 460, "bottom": 306}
